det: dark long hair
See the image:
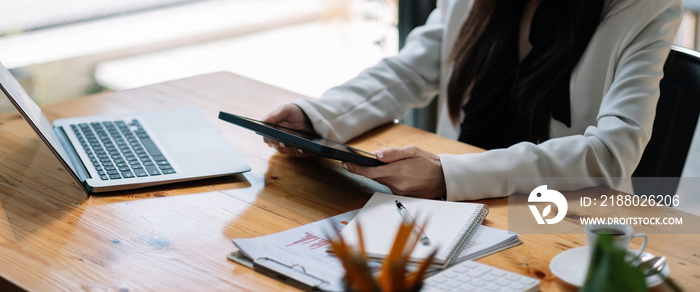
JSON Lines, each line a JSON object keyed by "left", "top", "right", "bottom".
{"left": 447, "top": 0, "right": 608, "bottom": 143}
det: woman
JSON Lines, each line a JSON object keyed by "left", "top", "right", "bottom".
{"left": 263, "top": 0, "right": 683, "bottom": 201}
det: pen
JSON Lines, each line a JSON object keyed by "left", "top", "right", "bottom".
{"left": 395, "top": 200, "right": 431, "bottom": 246}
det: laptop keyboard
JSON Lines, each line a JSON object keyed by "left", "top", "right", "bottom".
{"left": 70, "top": 119, "right": 176, "bottom": 180}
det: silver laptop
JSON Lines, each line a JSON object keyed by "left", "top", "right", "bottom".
{"left": 0, "top": 62, "right": 250, "bottom": 193}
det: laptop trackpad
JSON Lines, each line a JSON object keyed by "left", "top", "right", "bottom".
{"left": 161, "top": 128, "right": 227, "bottom": 153}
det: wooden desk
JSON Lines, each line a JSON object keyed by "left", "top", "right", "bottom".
{"left": 0, "top": 72, "right": 698, "bottom": 291}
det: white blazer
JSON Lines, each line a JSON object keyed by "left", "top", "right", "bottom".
{"left": 295, "top": 0, "right": 683, "bottom": 200}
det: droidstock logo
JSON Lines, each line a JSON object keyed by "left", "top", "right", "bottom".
{"left": 528, "top": 185, "right": 568, "bottom": 224}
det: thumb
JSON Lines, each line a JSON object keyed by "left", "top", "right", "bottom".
{"left": 375, "top": 146, "right": 419, "bottom": 163}
{"left": 262, "top": 104, "right": 292, "bottom": 124}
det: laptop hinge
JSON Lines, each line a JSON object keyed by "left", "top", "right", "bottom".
{"left": 53, "top": 126, "right": 91, "bottom": 182}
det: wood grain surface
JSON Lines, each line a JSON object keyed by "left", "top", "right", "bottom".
{"left": 0, "top": 72, "right": 697, "bottom": 291}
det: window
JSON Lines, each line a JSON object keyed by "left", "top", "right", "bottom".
{"left": 0, "top": 0, "right": 398, "bottom": 114}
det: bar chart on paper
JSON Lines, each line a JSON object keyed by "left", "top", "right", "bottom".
{"left": 286, "top": 232, "right": 331, "bottom": 250}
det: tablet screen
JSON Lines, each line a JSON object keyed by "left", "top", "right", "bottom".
{"left": 218, "top": 111, "right": 385, "bottom": 166}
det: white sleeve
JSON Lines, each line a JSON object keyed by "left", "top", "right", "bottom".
{"left": 439, "top": 0, "right": 683, "bottom": 201}
{"left": 294, "top": 4, "right": 446, "bottom": 143}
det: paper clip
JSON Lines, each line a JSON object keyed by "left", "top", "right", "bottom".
{"left": 254, "top": 257, "right": 331, "bottom": 289}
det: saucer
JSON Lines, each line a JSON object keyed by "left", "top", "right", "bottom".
{"left": 549, "top": 247, "right": 670, "bottom": 287}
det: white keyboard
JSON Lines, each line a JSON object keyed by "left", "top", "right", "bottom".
{"left": 422, "top": 260, "right": 540, "bottom": 292}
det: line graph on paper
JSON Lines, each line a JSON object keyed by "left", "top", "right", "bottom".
{"left": 285, "top": 232, "right": 330, "bottom": 250}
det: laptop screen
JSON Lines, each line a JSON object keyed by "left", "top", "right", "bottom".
{"left": 0, "top": 61, "right": 81, "bottom": 182}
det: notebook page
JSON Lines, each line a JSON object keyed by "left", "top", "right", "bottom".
{"left": 340, "top": 192, "right": 487, "bottom": 264}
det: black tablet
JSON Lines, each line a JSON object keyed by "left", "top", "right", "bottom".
{"left": 218, "top": 111, "right": 385, "bottom": 166}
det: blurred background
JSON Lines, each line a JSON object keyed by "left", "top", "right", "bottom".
{"left": 0, "top": 0, "right": 398, "bottom": 112}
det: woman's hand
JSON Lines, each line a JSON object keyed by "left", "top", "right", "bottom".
{"left": 342, "top": 146, "right": 447, "bottom": 199}
{"left": 262, "top": 104, "right": 315, "bottom": 157}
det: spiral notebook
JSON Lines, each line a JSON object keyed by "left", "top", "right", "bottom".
{"left": 338, "top": 192, "right": 489, "bottom": 268}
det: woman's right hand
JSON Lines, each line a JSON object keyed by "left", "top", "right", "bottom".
{"left": 262, "top": 104, "right": 315, "bottom": 157}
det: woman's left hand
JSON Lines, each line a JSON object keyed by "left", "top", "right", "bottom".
{"left": 342, "top": 146, "right": 446, "bottom": 199}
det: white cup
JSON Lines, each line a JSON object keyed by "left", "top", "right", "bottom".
{"left": 584, "top": 223, "right": 647, "bottom": 261}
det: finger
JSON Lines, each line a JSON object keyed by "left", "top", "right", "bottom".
{"left": 264, "top": 137, "right": 284, "bottom": 148}
{"left": 269, "top": 141, "right": 290, "bottom": 153}
{"left": 264, "top": 137, "right": 293, "bottom": 148}
{"left": 342, "top": 162, "right": 389, "bottom": 180}
{"left": 342, "top": 162, "right": 400, "bottom": 195}
{"left": 375, "top": 146, "right": 420, "bottom": 163}
{"left": 267, "top": 140, "right": 313, "bottom": 157}
{"left": 286, "top": 148, "right": 314, "bottom": 157}
{"left": 264, "top": 137, "right": 277, "bottom": 146}
{"left": 262, "top": 104, "right": 291, "bottom": 124}
{"left": 274, "top": 145, "right": 301, "bottom": 156}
